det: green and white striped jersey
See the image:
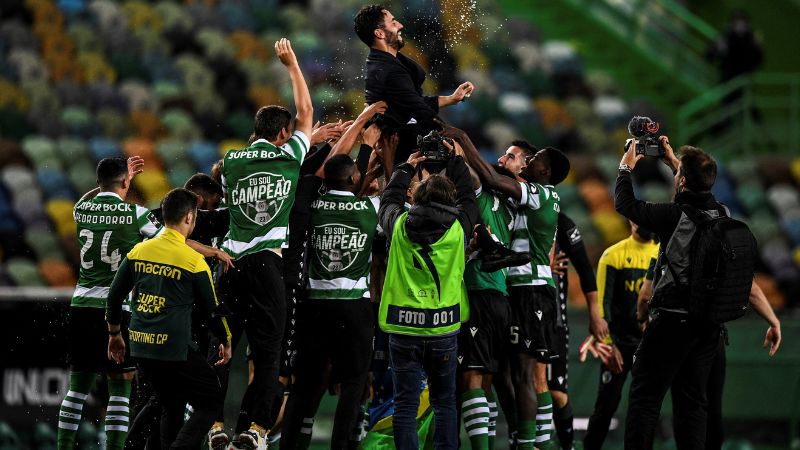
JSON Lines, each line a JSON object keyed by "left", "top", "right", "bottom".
{"left": 72, "top": 192, "right": 162, "bottom": 308}
{"left": 220, "top": 132, "right": 309, "bottom": 259}
{"left": 307, "top": 190, "right": 379, "bottom": 300}
{"left": 464, "top": 188, "right": 514, "bottom": 295}
{"left": 508, "top": 181, "right": 560, "bottom": 287}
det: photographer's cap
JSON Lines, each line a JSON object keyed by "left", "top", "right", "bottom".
{"left": 542, "top": 147, "right": 570, "bottom": 185}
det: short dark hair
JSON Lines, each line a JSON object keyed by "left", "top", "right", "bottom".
{"left": 511, "top": 139, "right": 537, "bottom": 162}
{"left": 412, "top": 173, "right": 456, "bottom": 206}
{"left": 210, "top": 159, "right": 223, "bottom": 186}
{"left": 96, "top": 157, "right": 128, "bottom": 189}
{"left": 161, "top": 188, "right": 198, "bottom": 226}
{"left": 323, "top": 154, "right": 356, "bottom": 187}
{"left": 184, "top": 173, "right": 222, "bottom": 199}
{"left": 354, "top": 4, "right": 386, "bottom": 46}
{"left": 254, "top": 106, "right": 292, "bottom": 141}
{"left": 679, "top": 146, "right": 717, "bottom": 192}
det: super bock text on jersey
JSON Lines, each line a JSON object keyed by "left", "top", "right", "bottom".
{"left": 220, "top": 131, "right": 310, "bottom": 259}
{"left": 72, "top": 192, "right": 162, "bottom": 308}
{"left": 307, "top": 190, "right": 380, "bottom": 300}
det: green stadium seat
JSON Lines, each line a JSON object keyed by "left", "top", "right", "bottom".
{"left": 153, "top": 1, "right": 194, "bottom": 32}
{"left": 167, "top": 160, "right": 196, "bottom": 190}
{"left": 75, "top": 421, "right": 100, "bottom": 450}
{"left": 196, "top": 28, "right": 236, "bottom": 60}
{"left": 156, "top": 138, "right": 188, "bottom": 169}
{"left": 25, "top": 228, "right": 65, "bottom": 261}
{"left": 21, "top": 135, "right": 61, "bottom": 169}
{"left": 728, "top": 158, "right": 758, "bottom": 185}
{"left": 31, "top": 420, "right": 57, "bottom": 450}
{"left": 67, "top": 22, "right": 102, "bottom": 54}
{"left": 68, "top": 160, "right": 98, "bottom": 195}
{"left": 6, "top": 257, "right": 45, "bottom": 287}
{"left": 160, "top": 110, "right": 200, "bottom": 141}
{"left": 61, "top": 105, "right": 94, "bottom": 136}
{"left": 0, "top": 420, "right": 21, "bottom": 450}
{"left": 57, "top": 137, "right": 90, "bottom": 167}
{"left": 94, "top": 108, "right": 131, "bottom": 139}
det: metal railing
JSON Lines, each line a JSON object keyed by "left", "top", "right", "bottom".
{"left": 677, "top": 72, "right": 800, "bottom": 157}
{"left": 564, "top": 0, "right": 718, "bottom": 93}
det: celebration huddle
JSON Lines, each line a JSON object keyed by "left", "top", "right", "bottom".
{"left": 30, "top": 3, "right": 785, "bottom": 450}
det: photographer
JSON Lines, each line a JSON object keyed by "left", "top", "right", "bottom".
{"left": 377, "top": 149, "right": 478, "bottom": 450}
{"left": 615, "top": 135, "right": 730, "bottom": 450}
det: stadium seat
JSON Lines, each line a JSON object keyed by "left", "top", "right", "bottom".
{"left": 95, "top": 108, "right": 131, "bottom": 139}
{"left": 0, "top": 139, "right": 26, "bottom": 168}
{"left": 0, "top": 185, "right": 19, "bottom": 234}
{"left": 5, "top": 257, "right": 45, "bottom": 287}
{"left": 88, "top": 137, "right": 122, "bottom": 161}
{"left": 31, "top": 421, "right": 58, "bottom": 450}
{"left": 129, "top": 110, "right": 164, "bottom": 139}
{"left": 38, "top": 259, "right": 76, "bottom": 287}
{"left": 21, "top": 135, "right": 61, "bottom": 169}
{"left": 766, "top": 184, "right": 800, "bottom": 219}
{"left": 0, "top": 420, "right": 21, "bottom": 449}
{"left": 57, "top": 137, "right": 90, "bottom": 167}
{"left": 591, "top": 210, "right": 629, "bottom": 246}
{"left": 25, "top": 227, "right": 64, "bottom": 262}
{"left": 153, "top": 1, "right": 194, "bottom": 32}
{"left": 218, "top": 139, "right": 248, "bottom": 157}
{"left": 791, "top": 158, "right": 800, "bottom": 186}
{"left": 156, "top": 138, "right": 188, "bottom": 169}
{"left": 782, "top": 217, "right": 800, "bottom": 247}
{"left": 189, "top": 141, "right": 220, "bottom": 174}
{"left": 160, "top": 109, "right": 199, "bottom": 141}
{"left": 1, "top": 165, "right": 37, "bottom": 194}
{"left": 167, "top": 161, "right": 196, "bottom": 190}
{"left": 37, "top": 168, "right": 75, "bottom": 200}
{"left": 61, "top": 105, "right": 94, "bottom": 136}
{"left": 132, "top": 169, "right": 171, "bottom": 206}
{"left": 122, "top": 137, "right": 160, "bottom": 169}
{"left": 45, "top": 199, "right": 77, "bottom": 238}
{"left": 67, "top": 160, "right": 97, "bottom": 194}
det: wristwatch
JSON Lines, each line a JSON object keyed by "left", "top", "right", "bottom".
{"left": 619, "top": 163, "right": 633, "bottom": 172}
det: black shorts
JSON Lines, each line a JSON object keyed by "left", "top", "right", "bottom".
{"left": 295, "top": 298, "right": 374, "bottom": 382}
{"left": 68, "top": 306, "right": 135, "bottom": 373}
{"left": 458, "top": 289, "right": 512, "bottom": 374}
{"left": 508, "top": 285, "right": 558, "bottom": 363}
{"left": 547, "top": 326, "right": 569, "bottom": 392}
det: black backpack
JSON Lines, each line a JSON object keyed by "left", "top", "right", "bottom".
{"left": 679, "top": 205, "right": 757, "bottom": 323}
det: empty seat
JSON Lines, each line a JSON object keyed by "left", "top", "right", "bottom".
{"left": 122, "top": 138, "right": 161, "bottom": 169}
{"left": 57, "top": 137, "right": 90, "bottom": 167}
{"left": 37, "top": 168, "right": 75, "bottom": 201}
{"left": 89, "top": 137, "right": 123, "bottom": 161}
{"left": 46, "top": 199, "right": 77, "bottom": 238}
{"left": 39, "top": 259, "right": 76, "bottom": 287}
{"left": 132, "top": 169, "right": 171, "bottom": 206}
{"left": 189, "top": 141, "right": 219, "bottom": 173}
{"left": 25, "top": 227, "right": 65, "bottom": 261}
{"left": 166, "top": 161, "right": 195, "bottom": 190}
{"left": 156, "top": 138, "right": 188, "bottom": 169}
{"left": 5, "top": 257, "right": 45, "bottom": 287}
{"left": 68, "top": 160, "right": 98, "bottom": 195}
{"left": 21, "top": 135, "right": 60, "bottom": 169}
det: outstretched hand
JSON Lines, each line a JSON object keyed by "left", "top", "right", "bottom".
{"left": 127, "top": 156, "right": 144, "bottom": 180}
{"left": 275, "top": 38, "right": 298, "bottom": 68}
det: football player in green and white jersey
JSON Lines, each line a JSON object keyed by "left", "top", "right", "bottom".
{"left": 212, "top": 37, "right": 314, "bottom": 450}
{"left": 58, "top": 156, "right": 162, "bottom": 450}
{"left": 444, "top": 125, "right": 570, "bottom": 450}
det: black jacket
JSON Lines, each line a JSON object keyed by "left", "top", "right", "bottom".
{"left": 379, "top": 156, "right": 478, "bottom": 246}
{"left": 614, "top": 170, "right": 726, "bottom": 311}
{"left": 365, "top": 48, "right": 440, "bottom": 130}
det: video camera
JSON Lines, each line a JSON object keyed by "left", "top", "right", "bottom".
{"left": 417, "top": 130, "right": 454, "bottom": 162}
{"left": 626, "top": 116, "right": 665, "bottom": 157}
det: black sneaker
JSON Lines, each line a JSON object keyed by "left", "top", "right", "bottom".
{"left": 479, "top": 243, "right": 529, "bottom": 273}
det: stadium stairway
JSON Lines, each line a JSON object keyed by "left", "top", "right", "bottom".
{"left": 499, "top": 0, "right": 718, "bottom": 125}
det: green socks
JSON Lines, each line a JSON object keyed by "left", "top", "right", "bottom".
{"left": 486, "top": 391, "right": 498, "bottom": 450}
{"left": 535, "top": 391, "right": 554, "bottom": 448}
{"left": 104, "top": 378, "right": 132, "bottom": 450}
{"left": 517, "top": 420, "right": 536, "bottom": 450}
{"left": 461, "top": 388, "right": 490, "bottom": 449}
{"left": 58, "top": 371, "right": 96, "bottom": 450}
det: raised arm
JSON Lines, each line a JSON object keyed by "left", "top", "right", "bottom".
{"left": 440, "top": 125, "right": 522, "bottom": 201}
{"left": 275, "top": 38, "right": 313, "bottom": 139}
{"left": 314, "top": 101, "right": 387, "bottom": 178}
{"left": 379, "top": 153, "right": 425, "bottom": 239}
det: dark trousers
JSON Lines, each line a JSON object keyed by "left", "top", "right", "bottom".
{"left": 584, "top": 345, "right": 637, "bottom": 450}
{"left": 624, "top": 312, "right": 722, "bottom": 450}
{"left": 136, "top": 348, "right": 223, "bottom": 450}
{"left": 217, "top": 250, "right": 286, "bottom": 429}
{"left": 389, "top": 334, "right": 458, "bottom": 450}
{"left": 705, "top": 332, "right": 726, "bottom": 450}
{"left": 126, "top": 372, "right": 161, "bottom": 450}
{"left": 281, "top": 299, "right": 374, "bottom": 450}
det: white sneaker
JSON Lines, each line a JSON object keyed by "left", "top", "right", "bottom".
{"left": 207, "top": 427, "right": 230, "bottom": 450}
{"left": 238, "top": 428, "right": 267, "bottom": 450}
